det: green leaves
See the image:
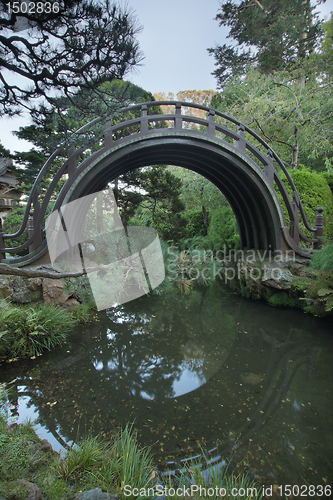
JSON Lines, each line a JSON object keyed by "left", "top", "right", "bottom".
{"left": 0, "top": 301, "right": 74, "bottom": 361}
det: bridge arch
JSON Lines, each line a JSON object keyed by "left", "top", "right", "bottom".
{"left": 0, "top": 101, "right": 323, "bottom": 264}
{"left": 62, "top": 133, "right": 283, "bottom": 253}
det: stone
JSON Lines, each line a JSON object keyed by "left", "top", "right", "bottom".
{"left": 42, "top": 278, "right": 71, "bottom": 305}
{"left": 10, "top": 276, "right": 42, "bottom": 303}
{"left": 74, "top": 488, "right": 116, "bottom": 500}
{"left": 0, "top": 276, "right": 13, "bottom": 298}
{"left": 27, "top": 278, "right": 42, "bottom": 291}
{"left": 15, "top": 479, "right": 44, "bottom": 500}
{"left": 62, "top": 297, "right": 80, "bottom": 311}
{"left": 261, "top": 267, "right": 293, "bottom": 289}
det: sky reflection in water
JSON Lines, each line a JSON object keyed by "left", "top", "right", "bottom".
{"left": 1, "top": 281, "right": 333, "bottom": 485}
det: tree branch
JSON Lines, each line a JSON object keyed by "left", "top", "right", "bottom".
{"left": 0, "top": 262, "right": 103, "bottom": 279}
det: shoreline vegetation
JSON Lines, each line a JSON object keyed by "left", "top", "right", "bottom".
{"left": 0, "top": 405, "right": 264, "bottom": 500}
{"left": 1, "top": 242, "right": 333, "bottom": 363}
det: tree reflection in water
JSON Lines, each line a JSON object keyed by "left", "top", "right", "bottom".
{"left": 1, "top": 282, "right": 332, "bottom": 486}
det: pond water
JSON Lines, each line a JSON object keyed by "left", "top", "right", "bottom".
{"left": 1, "top": 281, "right": 333, "bottom": 487}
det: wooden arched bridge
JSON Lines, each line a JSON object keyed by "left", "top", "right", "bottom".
{"left": 0, "top": 101, "right": 324, "bottom": 265}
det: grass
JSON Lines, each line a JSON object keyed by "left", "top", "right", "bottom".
{"left": 0, "top": 297, "right": 96, "bottom": 362}
{"left": 0, "top": 406, "right": 264, "bottom": 500}
{"left": 310, "top": 242, "right": 333, "bottom": 271}
{"left": 0, "top": 300, "right": 75, "bottom": 361}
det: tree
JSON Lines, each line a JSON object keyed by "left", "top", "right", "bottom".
{"left": 0, "top": 0, "right": 143, "bottom": 116}
{"left": 211, "top": 64, "right": 333, "bottom": 170}
{"left": 11, "top": 80, "right": 160, "bottom": 195}
{"left": 208, "top": 0, "right": 326, "bottom": 88}
{"left": 120, "top": 166, "right": 187, "bottom": 242}
{"left": 154, "top": 90, "right": 216, "bottom": 124}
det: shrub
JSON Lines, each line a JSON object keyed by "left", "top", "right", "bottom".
{"left": 2, "top": 207, "right": 29, "bottom": 255}
{"left": 0, "top": 301, "right": 75, "bottom": 360}
{"left": 277, "top": 167, "right": 333, "bottom": 241}
{"left": 268, "top": 292, "right": 299, "bottom": 308}
{"left": 185, "top": 209, "right": 208, "bottom": 238}
{"left": 207, "top": 205, "right": 240, "bottom": 251}
{"left": 310, "top": 242, "right": 333, "bottom": 271}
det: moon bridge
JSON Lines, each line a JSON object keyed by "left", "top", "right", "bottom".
{"left": 0, "top": 101, "right": 324, "bottom": 264}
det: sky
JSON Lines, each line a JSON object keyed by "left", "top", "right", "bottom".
{"left": 0, "top": 0, "right": 226, "bottom": 153}
{"left": 0, "top": 0, "right": 332, "bottom": 154}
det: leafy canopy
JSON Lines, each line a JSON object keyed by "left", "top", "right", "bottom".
{"left": 208, "top": 0, "right": 326, "bottom": 88}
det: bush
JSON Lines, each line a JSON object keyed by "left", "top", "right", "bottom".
{"left": 310, "top": 242, "right": 333, "bottom": 271}
{"left": 207, "top": 205, "right": 240, "bottom": 251}
{"left": 0, "top": 301, "right": 75, "bottom": 360}
{"left": 278, "top": 167, "right": 333, "bottom": 240}
{"left": 185, "top": 209, "right": 208, "bottom": 238}
{"left": 2, "top": 207, "right": 29, "bottom": 255}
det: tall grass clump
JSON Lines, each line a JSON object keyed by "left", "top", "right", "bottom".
{"left": 54, "top": 434, "right": 110, "bottom": 481}
{"left": 99, "top": 423, "right": 154, "bottom": 497}
{"left": 0, "top": 300, "right": 75, "bottom": 360}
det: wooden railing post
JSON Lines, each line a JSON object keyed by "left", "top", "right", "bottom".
{"left": 28, "top": 210, "right": 35, "bottom": 253}
{"left": 265, "top": 149, "right": 275, "bottom": 187}
{"left": 313, "top": 206, "right": 324, "bottom": 250}
{"left": 206, "top": 109, "right": 216, "bottom": 136}
{"left": 289, "top": 191, "right": 300, "bottom": 244}
{"left": 0, "top": 217, "right": 5, "bottom": 261}
{"left": 237, "top": 124, "right": 246, "bottom": 152}
{"left": 140, "top": 104, "right": 148, "bottom": 134}
{"left": 104, "top": 120, "right": 113, "bottom": 148}
{"left": 68, "top": 145, "right": 77, "bottom": 178}
{"left": 175, "top": 103, "right": 182, "bottom": 130}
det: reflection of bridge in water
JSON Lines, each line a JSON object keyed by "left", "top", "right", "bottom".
{"left": 0, "top": 101, "right": 324, "bottom": 264}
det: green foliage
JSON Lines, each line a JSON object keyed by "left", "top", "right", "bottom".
{"left": 211, "top": 67, "right": 333, "bottom": 171}
{"left": 167, "top": 166, "right": 226, "bottom": 212}
{"left": 207, "top": 206, "right": 240, "bottom": 251}
{"left": 0, "top": 301, "right": 74, "bottom": 361}
{"left": 55, "top": 434, "right": 109, "bottom": 481}
{"left": 0, "top": 418, "right": 40, "bottom": 480}
{"left": 278, "top": 168, "right": 333, "bottom": 240}
{"left": 209, "top": 0, "right": 324, "bottom": 88}
{"left": 2, "top": 207, "right": 28, "bottom": 254}
{"left": 101, "top": 423, "right": 154, "bottom": 497}
{"left": 0, "top": 416, "right": 262, "bottom": 500}
{"left": 185, "top": 210, "right": 208, "bottom": 238}
{"left": 268, "top": 292, "right": 299, "bottom": 308}
{"left": 310, "top": 243, "right": 333, "bottom": 271}
{"left": 129, "top": 166, "right": 188, "bottom": 242}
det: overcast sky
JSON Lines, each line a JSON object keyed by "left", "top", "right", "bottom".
{"left": 0, "top": 0, "right": 332, "bottom": 154}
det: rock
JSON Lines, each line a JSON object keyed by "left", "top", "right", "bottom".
{"left": 289, "top": 262, "right": 312, "bottom": 278}
{"left": 261, "top": 267, "right": 293, "bottom": 289}
{"left": 42, "top": 278, "right": 71, "bottom": 305}
{"left": 0, "top": 276, "right": 13, "bottom": 298}
{"left": 15, "top": 479, "right": 44, "bottom": 500}
{"left": 9, "top": 276, "right": 42, "bottom": 303}
{"left": 74, "top": 488, "right": 116, "bottom": 500}
{"left": 62, "top": 297, "right": 80, "bottom": 311}
{"left": 27, "top": 278, "right": 43, "bottom": 291}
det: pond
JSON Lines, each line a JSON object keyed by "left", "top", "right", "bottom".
{"left": 1, "top": 281, "right": 333, "bottom": 487}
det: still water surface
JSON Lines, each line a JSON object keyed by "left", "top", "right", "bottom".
{"left": 1, "top": 282, "right": 333, "bottom": 486}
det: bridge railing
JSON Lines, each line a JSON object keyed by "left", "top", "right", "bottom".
{"left": 0, "top": 101, "right": 324, "bottom": 261}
